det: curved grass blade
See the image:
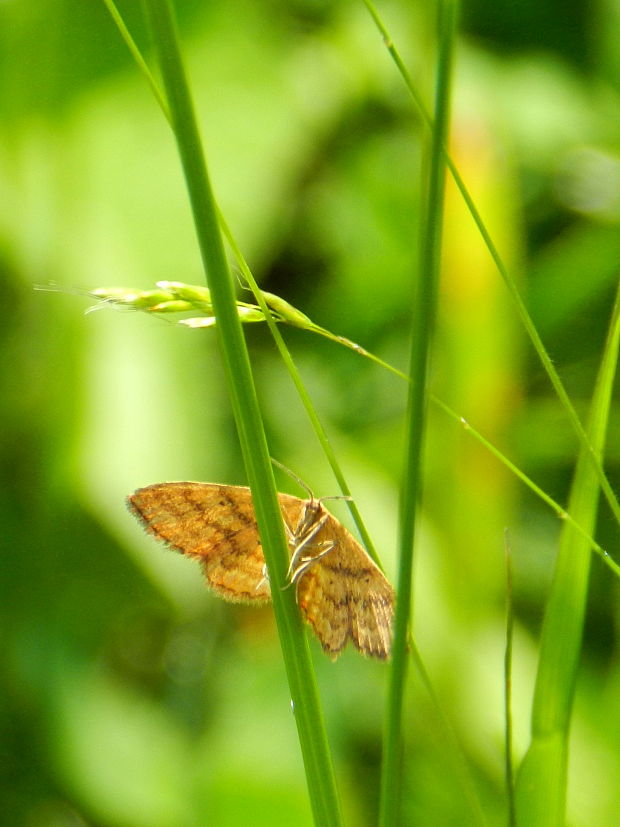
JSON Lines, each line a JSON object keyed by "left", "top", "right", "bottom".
{"left": 514, "top": 277, "right": 620, "bottom": 825}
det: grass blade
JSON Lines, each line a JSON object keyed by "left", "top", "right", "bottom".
{"left": 514, "top": 277, "right": 620, "bottom": 825}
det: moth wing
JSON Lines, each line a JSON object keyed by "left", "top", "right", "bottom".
{"left": 296, "top": 569, "right": 351, "bottom": 659}
{"left": 296, "top": 515, "right": 394, "bottom": 659}
{"left": 275, "top": 492, "right": 308, "bottom": 534}
{"left": 347, "top": 566, "right": 394, "bottom": 659}
{"left": 128, "top": 482, "right": 271, "bottom": 603}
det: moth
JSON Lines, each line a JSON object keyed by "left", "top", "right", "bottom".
{"left": 128, "top": 482, "right": 394, "bottom": 659}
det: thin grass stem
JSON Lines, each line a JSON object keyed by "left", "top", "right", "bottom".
{"left": 379, "top": 1, "right": 457, "bottom": 823}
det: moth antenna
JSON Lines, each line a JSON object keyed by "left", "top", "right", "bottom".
{"left": 270, "top": 458, "right": 315, "bottom": 500}
{"left": 271, "top": 458, "right": 355, "bottom": 507}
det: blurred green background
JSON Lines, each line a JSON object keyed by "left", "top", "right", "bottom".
{"left": 2, "top": 0, "right": 620, "bottom": 825}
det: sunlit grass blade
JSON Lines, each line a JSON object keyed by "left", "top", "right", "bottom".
{"left": 514, "top": 277, "right": 620, "bottom": 825}
{"left": 141, "top": 2, "right": 343, "bottom": 824}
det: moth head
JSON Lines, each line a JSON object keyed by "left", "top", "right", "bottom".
{"left": 296, "top": 497, "right": 324, "bottom": 538}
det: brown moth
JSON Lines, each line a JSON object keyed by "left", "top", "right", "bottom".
{"left": 128, "top": 482, "right": 394, "bottom": 659}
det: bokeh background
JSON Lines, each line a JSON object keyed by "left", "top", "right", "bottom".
{"left": 2, "top": 0, "right": 620, "bottom": 824}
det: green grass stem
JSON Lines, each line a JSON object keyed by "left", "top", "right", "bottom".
{"left": 141, "top": 2, "right": 342, "bottom": 824}
{"left": 379, "top": 1, "right": 457, "bottom": 823}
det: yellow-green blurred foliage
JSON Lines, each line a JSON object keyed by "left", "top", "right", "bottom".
{"left": 2, "top": 1, "right": 620, "bottom": 825}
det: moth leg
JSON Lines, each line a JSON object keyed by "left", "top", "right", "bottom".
{"left": 289, "top": 540, "right": 335, "bottom": 585}
{"left": 282, "top": 517, "right": 296, "bottom": 544}
{"left": 285, "top": 513, "right": 329, "bottom": 581}
{"left": 279, "top": 516, "right": 302, "bottom": 590}
{"left": 255, "top": 563, "right": 271, "bottom": 593}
